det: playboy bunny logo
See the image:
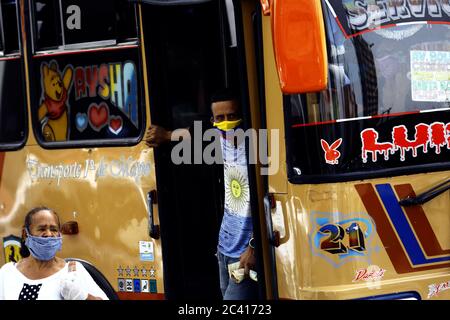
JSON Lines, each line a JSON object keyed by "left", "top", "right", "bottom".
{"left": 321, "top": 138, "right": 343, "bottom": 165}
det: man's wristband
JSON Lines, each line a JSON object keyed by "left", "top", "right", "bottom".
{"left": 249, "top": 237, "right": 255, "bottom": 249}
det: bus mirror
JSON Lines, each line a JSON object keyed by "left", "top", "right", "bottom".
{"left": 266, "top": 0, "right": 328, "bottom": 94}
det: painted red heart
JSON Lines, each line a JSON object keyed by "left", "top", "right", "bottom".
{"left": 109, "top": 116, "right": 123, "bottom": 135}
{"left": 88, "top": 102, "right": 109, "bottom": 131}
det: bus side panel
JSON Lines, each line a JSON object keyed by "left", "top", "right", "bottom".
{"left": 272, "top": 172, "right": 450, "bottom": 300}
{"left": 0, "top": 145, "right": 165, "bottom": 299}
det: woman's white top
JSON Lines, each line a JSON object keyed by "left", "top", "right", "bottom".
{"left": 0, "top": 261, "right": 108, "bottom": 300}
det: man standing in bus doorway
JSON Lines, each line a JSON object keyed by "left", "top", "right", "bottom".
{"left": 145, "top": 89, "right": 259, "bottom": 300}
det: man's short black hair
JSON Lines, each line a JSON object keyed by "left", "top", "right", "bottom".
{"left": 210, "top": 88, "right": 239, "bottom": 105}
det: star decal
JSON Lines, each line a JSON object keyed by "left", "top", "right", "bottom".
{"left": 117, "top": 266, "right": 124, "bottom": 277}
{"left": 125, "top": 266, "right": 131, "bottom": 277}
{"left": 133, "top": 266, "right": 140, "bottom": 277}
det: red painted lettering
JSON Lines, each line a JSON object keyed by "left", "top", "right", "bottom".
{"left": 74, "top": 67, "right": 86, "bottom": 100}
{"left": 447, "top": 123, "right": 450, "bottom": 148}
{"left": 361, "top": 129, "right": 394, "bottom": 163}
{"left": 353, "top": 267, "right": 386, "bottom": 282}
{"left": 85, "top": 66, "right": 99, "bottom": 98}
{"left": 353, "top": 269, "right": 367, "bottom": 281}
{"left": 392, "top": 124, "right": 429, "bottom": 161}
{"left": 430, "top": 122, "right": 446, "bottom": 154}
{"left": 361, "top": 122, "right": 450, "bottom": 162}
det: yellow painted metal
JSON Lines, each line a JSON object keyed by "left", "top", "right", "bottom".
{"left": 261, "top": 11, "right": 287, "bottom": 195}
{"left": 253, "top": 0, "right": 450, "bottom": 300}
{"left": 240, "top": 0, "right": 274, "bottom": 299}
{"left": 2, "top": 0, "right": 448, "bottom": 302}
{"left": 0, "top": 146, "right": 163, "bottom": 294}
{"left": 19, "top": 0, "right": 37, "bottom": 147}
{"left": 0, "top": 3, "right": 164, "bottom": 296}
{"left": 270, "top": 173, "right": 450, "bottom": 300}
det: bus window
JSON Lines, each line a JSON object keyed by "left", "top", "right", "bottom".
{"left": 114, "top": 0, "right": 138, "bottom": 42}
{"left": 0, "top": 0, "right": 26, "bottom": 148}
{"left": 30, "top": 1, "right": 142, "bottom": 145}
{"left": 284, "top": 1, "right": 450, "bottom": 183}
{"left": 32, "top": 0, "right": 137, "bottom": 52}
{"left": 60, "top": 0, "right": 117, "bottom": 48}
{"left": 0, "top": 7, "right": 3, "bottom": 52}
{"left": 32, "top": 0, "right": 62, "bottom": 51}
{"left": 1, "top": 0, "right": 19, "bottom": 53}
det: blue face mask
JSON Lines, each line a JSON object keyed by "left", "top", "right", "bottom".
{"left": 25, "top": 229, "right": 62, "bottom": 261}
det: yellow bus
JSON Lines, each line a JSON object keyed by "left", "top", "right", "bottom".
{"left": 0, "top": 0, "right": 449, "bottom": 300}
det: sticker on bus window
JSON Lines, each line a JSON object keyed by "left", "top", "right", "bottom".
{"left": 139, "top": 241, "right": 154, "bottom": 262}
{"left": 326, "top": 0, "right": 450, "bottom": 39}
{"left": 411, "top": 50, "right": 450, "bottom": 102}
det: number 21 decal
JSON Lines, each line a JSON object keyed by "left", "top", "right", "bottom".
{"left": 319, "top": 222, "right": 366, "bottom": 254}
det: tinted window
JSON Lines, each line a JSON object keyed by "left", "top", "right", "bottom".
{"left": 0, "top": 0, "right": 26, "bottom": 148}
{"left": 32, "top": 50, "right": 143, "bottom": 144}
{"left": 33, "top": 0, "right": 62, "bottom": 50}
{"left": 32, "top": 0, "right": 137, "bottom": 51}
{"left": 1, "top": 0, "right": 19, "bottom": 53}
{"left": 0, "top": 14, "right": 3, "bottom": 52}
{"left": 284, "top": 0, "right": 450, "bottom": 183}
{"left": 61, "top": 0, "right": 116, "bottom": 45}
{"left": 115, "top": 0, "right": 138, "bottom": 42}
{"left": 0, "top": 59, "right": 27, "bottom": 145}
{"left": 30, "top": 1, "right": 142, "bottom": 146}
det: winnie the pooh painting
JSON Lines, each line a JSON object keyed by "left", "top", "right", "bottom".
{"left": 38, "top": 61, "right": 73, "bottom": 141}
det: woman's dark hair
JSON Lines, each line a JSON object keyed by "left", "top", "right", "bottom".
{"left": 20, "top": 206, "right": 60, "bottom": 258}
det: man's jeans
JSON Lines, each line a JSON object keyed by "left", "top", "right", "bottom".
{"left": 217, "top": 250, "right": 259, "bottom": 300}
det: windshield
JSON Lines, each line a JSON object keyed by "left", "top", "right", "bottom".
{"left": 285, "top": 0, "right": 450, "bottom": 183}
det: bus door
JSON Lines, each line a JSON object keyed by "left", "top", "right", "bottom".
{"left": 0, "top": 0, "right": 164, "bottom": 299}
{"left": 140, "top": 0, "right": 266, "bottom": 299}
{"left": 261, "top": 0, "right": 450, "bottom": 299}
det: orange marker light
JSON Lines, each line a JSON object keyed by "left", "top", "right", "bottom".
{"left": 270, "top": 0, "right": 328, "bottom": 93}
